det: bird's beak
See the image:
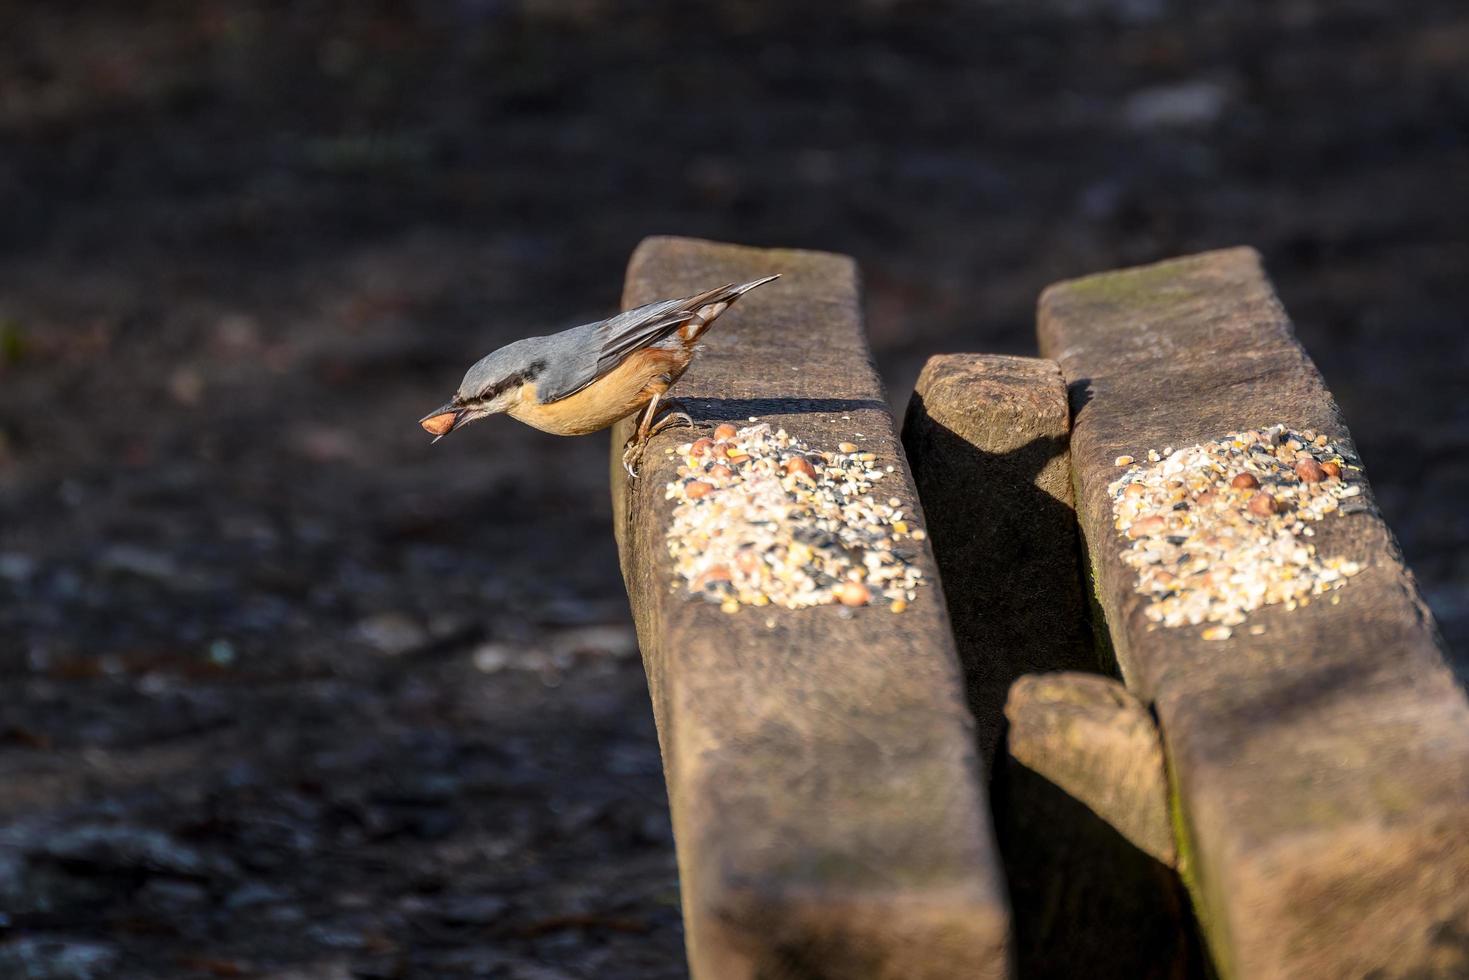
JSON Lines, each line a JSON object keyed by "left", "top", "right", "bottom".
{"left": 419, "top": 404, "right": 466, "bottom": 443}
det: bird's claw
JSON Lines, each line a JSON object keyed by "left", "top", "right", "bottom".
{"left": 622, "top": 439, "right": 645, "bottom": 480}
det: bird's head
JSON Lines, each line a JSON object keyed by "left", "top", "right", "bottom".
{"left": 420, "top": 340, "right": 546, "bottom": 441}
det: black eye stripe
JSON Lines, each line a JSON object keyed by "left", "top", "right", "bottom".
{"left": 461, "top": 360, "right": 546, "bottom": 407}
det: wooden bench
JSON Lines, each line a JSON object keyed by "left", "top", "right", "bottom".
{"left": 610, "top": 237, "right": 1009, "bottom": 979}
{"left": 606, "top": 239, "right": 1469, "bottom": 979}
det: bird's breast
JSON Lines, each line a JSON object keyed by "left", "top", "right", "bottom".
{"left": 508, "top": 344, "right": 692, "bottom": 436}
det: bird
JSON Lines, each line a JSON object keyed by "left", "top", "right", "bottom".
{"left": 419, "top": 274, "right": 780, "bottom": 475}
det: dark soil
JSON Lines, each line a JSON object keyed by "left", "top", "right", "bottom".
{"left": 1, "top": 2, "right": 1465, "bottom": 977}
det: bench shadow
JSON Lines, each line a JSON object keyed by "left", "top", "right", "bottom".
{"left": 900, "top": 392, "right": 1098, "bottom": 768}
{"left": 991, "top": 759, "right": 1207, "bottom": 980}
{"left": 665, "top": 396, "right": 891, "bottom": 420}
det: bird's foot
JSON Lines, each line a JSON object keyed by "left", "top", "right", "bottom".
{"left": 622, "top": 410, "right": 693, "bottom": 479}
{"left": 647, "top": 410, "right": 694, "bottom": 438}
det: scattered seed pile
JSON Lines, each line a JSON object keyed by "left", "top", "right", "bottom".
{"left": 1109, "top": 424, "right": 1367, "bottom": 640}
{"left": 664, "top": 422, "right": 925, "bottom": 613}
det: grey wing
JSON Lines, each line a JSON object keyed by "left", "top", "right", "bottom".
{"left": 534, "top": 298, "right": 700, "bottom": 403}
{"left": 534, "top": 277, "right": 777, "bottom": 403}
{"left": 593, "top": 297, "right": 704, "bottom": 373}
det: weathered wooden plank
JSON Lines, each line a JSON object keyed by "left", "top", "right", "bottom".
{"left": 995, "top": 672, "right": 1200, "bottom": 980}
{"left": 1038, "top": 247, "right": 1469, "bottom": 978}
{"left": 901, "top": 354, "right": 1095, "bottom": 769}
{"left": 1004, "top": 672, "right": 1173, "bottom": 867}
{"left": 612, "top": 237, "right": 1010, "bottom": 980}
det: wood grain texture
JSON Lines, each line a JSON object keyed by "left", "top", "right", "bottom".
{"left": 1038, "top": 247, "right": 1469, "bottom": 979}
{"left": 609, "top": 237, "right": 1009, "bottom": 980}
{"left": 901, "top": 354, "right": 1096, "bottom": 769}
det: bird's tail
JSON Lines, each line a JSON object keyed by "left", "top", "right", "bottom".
{"left": 679, "top": 274, "right": 780, "bottom": 341}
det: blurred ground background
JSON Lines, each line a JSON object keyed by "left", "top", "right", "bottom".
{"left": 0, "top": 1, "right": 1465, "bottom": 977}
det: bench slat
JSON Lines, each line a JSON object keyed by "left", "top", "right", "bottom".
{"left": 1038, "top": 247, "right": 1469, "bottom": 978}
{"left": 612, "top": 237, "right": 1010, "bottom": 979}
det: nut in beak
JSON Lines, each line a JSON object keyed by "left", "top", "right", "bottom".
{"left": 420, "top": 407, "right": 461, "bottom": 437}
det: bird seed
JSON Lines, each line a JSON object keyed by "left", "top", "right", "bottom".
{"left": 1109, "top": 424, "right": 1365, "bottom": 637}
{"left": 665, "top": 424, "right": 924, "bottom": 611}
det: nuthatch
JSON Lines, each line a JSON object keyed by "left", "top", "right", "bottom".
{"left": 419, "top": 275, "right": 779, "bottom": 475}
